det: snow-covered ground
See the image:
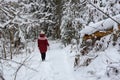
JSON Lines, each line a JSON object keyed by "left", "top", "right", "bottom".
{"left": 2, "top": 39, "right": 120, "bottom": 80}
{"left": 74, "top": 46, "right": 120, "bottom": 80}
{"left": 3, "top": 40, "right": 76, "bottom": 80}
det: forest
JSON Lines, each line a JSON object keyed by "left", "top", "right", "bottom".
{"left": 0, "top": 0, "right": 120, "bottom": 80}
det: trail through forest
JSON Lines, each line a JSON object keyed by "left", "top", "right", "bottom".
{"left": 26, "top": 40, "right": 76, "bottom": 80}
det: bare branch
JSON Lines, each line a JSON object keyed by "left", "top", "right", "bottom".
{"left": 86, "top": 0, "right": 120, "bottom": 25}
{"left": 0, "top": 57, "right": 38, "bottom": 72}
{"left": 14, "top": 57, "right": 29, "bottom": 80}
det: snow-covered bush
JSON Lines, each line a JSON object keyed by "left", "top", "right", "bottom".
{"left": 106, "top": 62, "right": 120, "bottom": 80}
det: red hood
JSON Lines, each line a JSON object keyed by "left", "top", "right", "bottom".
{"left": 40, "top": 34, "right": 45, "bottom": 37}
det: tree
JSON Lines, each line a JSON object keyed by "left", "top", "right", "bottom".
{"left": 60, "top": 0, "right": 84, "bottom": 45}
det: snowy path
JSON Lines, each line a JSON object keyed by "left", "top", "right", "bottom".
{"left": 4, "top": 40, "right": 76, "bottom": 80}
{"left": 27, "top": 40, "right": 75, "bottom": 80}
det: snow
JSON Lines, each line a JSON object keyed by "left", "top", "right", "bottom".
{"left": 73, "top": 45, "right": 120, "bottom": 80}
{"left": 3, "top": 0, "right": 18, "bottom": 2}
{"left": 3, "top": 40, "right": 76, "bottom": 80}
{"left": 1, "top": 0, "right": 120, "bottom": 80}
{"left": 80, "top": 14, "right": 120, "bottom": 37}
{"left": 2, "top": 38, "right": 120, "bottom": 80}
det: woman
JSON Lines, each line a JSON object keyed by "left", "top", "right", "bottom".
{"left": 38, "top": 31, "right": 49, "bottom": 61}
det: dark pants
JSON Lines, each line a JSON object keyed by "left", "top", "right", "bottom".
{"left": 41, "top": 53, "right": 46, "bottom": 61}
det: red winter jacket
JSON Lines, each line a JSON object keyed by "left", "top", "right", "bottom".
{"left": 38, "top": 34, "right": 49, "bottom": 53}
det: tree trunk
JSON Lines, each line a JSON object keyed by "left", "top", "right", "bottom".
{"left": 3, "top": 43, "right": 6, "bottom": 59}
{"left": 9, "top": 29, "right": 14, "bottom": 59}
{"left": 2, "top": 31, "right": 7, "bottom": 59}
{"left": 54, "top": 0, "right": 62, "bottom": 38}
